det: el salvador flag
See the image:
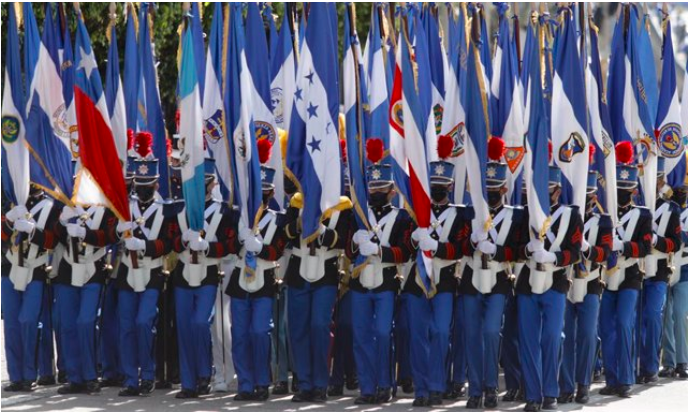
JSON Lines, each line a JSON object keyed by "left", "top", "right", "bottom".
{"left": 25, "top": 3, "right": 73, "bottom": 204}
{"left": 123, "top": 3, "right": 139, "bottom": 132}
{"left": 2, "top": 3, "right": 29, "bottom": 206}
{"left": 422, "top": 4, "right": 446, "bottom": 136}
{"left": 270, "top": 7, "right": 297, "bottom": 134}
{"left": 287, "top": 3, "right": 341, "bottom": 242}
{"left": 105, "top": 13, "right": 128, "bottom": 169}
{"left": 179, "top": 21, "right": 206, "bottom": 232}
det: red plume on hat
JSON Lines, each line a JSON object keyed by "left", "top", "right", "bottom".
{"left": 127, "top": 129, "right": 135, "bottom": 151}
{"left": 175, "top": 110, "right": 181, "bottom": 132}
{"left": 340, "top": 139, "right": 348, "bottom": 164}
{"left": 166, "top": 138, "right": 173, "bottom": 158}
{"left": 615, "top": 141, "right": 633, "bottom": 165}
{"left": 488, "top": 136, "right": 506, "bottom": 161}
{"left": 136, "top": 131, "right": 153, "bottom": 158}
{"left": 548, "top": 140, "right": 553, "bottom": 163}
{"left": 257, "top": 138, "right": 272, "bottom": 164}
{"left": 437, "top": 134, "right": 454, "bottom": 160}
{"left": 588, "top": 144, "right": 596, "bottom": 165}
{"left": 366, "top": 138, "right": 384, "bottom": 164}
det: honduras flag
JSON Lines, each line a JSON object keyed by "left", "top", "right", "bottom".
{"left": 286, "top": 3, "right": 341, "bottom": 242}
{"left": 551, "top": 10, "right": 589, "bottom": 212}
{"left": 203, "top": 3, "right": 232, "bottom": 201}
{"left": 270, "top": 8, "right": 297, "bottom": 134}
{"left": 422, "top": 4, "right": 446, "bottom": 135}
{"left": 2, "top": 3, "right": 29, "bottom": 206}
{"left": 138, "top": 3, "right": 169, "bottom": 197}
{"left": 73, "top": 11, "right": 130, "bottom": 222}
{"left": 366, "top": 4, "right": 391, "bottom": 159}
{"left": 656, "top": 17, "right": 685, "bottom": 187}
{"left": 25, "top": 3, "right": 73, "bottom": 204}
{"left": 106, "top": 12, "right": 128, "bottom": 169}
{"left": 226, "top": 3, "right": 262, "bottom": 231}
{"left": 246, "top": 3, "right": 284, "bottom": 209}
{"left": 179, "top": 21, "right": 206, "bottom": 232}
{"left": 123, "top": 3, "right": 139, "bottom": 132}
{"left": 587, "top": 19, "right": 618, "bottom": 220}
{"left": 343, "top": 4, "right": 370, "bottom": 230}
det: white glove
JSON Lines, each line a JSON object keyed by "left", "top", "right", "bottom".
{"left": 581, "top": 239, "right": 590, "bottom": 252}
{"left": 318, "top": 224, "right": 328, "bottom": 235}
{"left": 245, "top": 235, "right": 263, "bottom": 254}
{"left": 14, "top": 219, "right": 36, "bottom": 234}
{"left": 477, "top": 240, "right": 497, "bottom": 256}
{"left": 67, "top": 223, "right": 86, "bottom": 239}
{"left": 125, "top": 237, "right": 146, "bottom": 252}
{"left": 6, "top": 205, "right": 28, "bottom": 222}
{"left": 527, "top": 239, "right": 545, "bottom": 253}
{"left": 359, "top": 241, "right": 380, "bottom": 257}
{"left": 117, "top": 221, "right": 134, "bottom": 234}
{"left": 412, "top": 227, "right": 429, "bottom": 243}
{"left": 613, "top": 238, "right": 624, "bottom": 252}
{"left": 352, "top": 229, "right": 371, "bottom": 246}
{"left": 419, "top": 236, "right": 439, "bottom": 252}
{"left": 652, "top": 234, "right": 658, "bottom": 246}
{"left": 190, "top": 237, "right": 209, "bottom": 252}
{"left": 182, "top": 229, "right": 199, "bottom": 243}
{"left": 533, "top": 250, "right": 556, "bottom": 264}
{"left": 239, "top": 226, "right": 254, "bottom": 243}
{"left": 470, "top": 231, "right": 488, "bottom": 244}
{"left": 59, "top": 207, "right": 78, "bottom": 224}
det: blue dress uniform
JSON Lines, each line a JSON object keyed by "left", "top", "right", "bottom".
{"left": 600, "top": 159, "right": 653, "bottom": 398}
{"left": 462, "top": 157, "right": 528, "bottom": 409}
{"left": 116, "top": 158, "right": 178, "bottom": 396}
{"left": 1, "top": 190, "right": 60, "bottom": 391}
{"left": 638, "top": 159, "right": 682, "bottom": 382}
{"left": 559, "top": 172, "right": 612, "bottom": 404}
{"left": 172, "top": 159, "right": 240, "bottom": 399}
{"left": 516, "top": 166, "right": 583, "bottom": 411}
{"left": 54, "top": 203, "right": 118, "bottom": 394}
{"left": 348, "top": 162, "right": 414, "bottom": 405}
{"left": 226, "top": 164, "right": 288, "bottom": 401}
{"left": 328, "top": 269, "right": 357, "bottom": 395}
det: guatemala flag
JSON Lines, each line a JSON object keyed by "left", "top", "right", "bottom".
{"left": 105, "top": 12, "right": 128, "bottom": 170}
{"left": 190, "top": 2, "right": 206, "bottom": 102}
{"left": 246, "top": 3, "right": 284, "bottom": 209}
{"left": 269, "top": 8, "right": 297, "bottom": 134}
{"left": 1, "top": 3, "right": 29, "bottom": 206}
{"left": 25, "top": 3, "right": 73, "bottom": 204}
{"left": 656, "top": 17, "right": 685, "bottom": 187}
{"left": 179, "top": 21, "right": 206, "bottom": 232}
{"left": 73, "top": 11, "right": 130, "bottom": 222}
{"left": 551, "top": 10, "right": 589, "bottom": 213}
{"left": 287, "top": 3, "right": 341, "bottom": 242}
{"left": 123, "top": 3, "right": 139, "bottom": 132}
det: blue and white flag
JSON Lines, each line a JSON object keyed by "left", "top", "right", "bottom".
{"left": 366, "top": 4, "right": 391, "bottom": 159}
{"left": 637, "top": 9, "right": 659, "bottom": 124}
{"left": 552, "top": 10, "right": 589, "bottom": 212}
{"left": 263, "top": 4, "right": 279, "bottom": 62}
{"left": 286, "top": 3, "right": 341, "bottom": 242}
{"left": 422, "top": 4, "right": 446, "bottom": 135}
{"left": 1, "top": 3, "right": 29, "bottom": 206}
{"left": 24, "top": 3, "right": 40, "bottom": 97}
{"left": 270, "top": 9, "right": 297, "bottom": 134}
{"left": 682, "top": 59, "right": 688, "bottom": 164}
{"left": 106, "top": 12, "right": 128, "bottom": 169}
{"left": 246, "top": 2, "right": 283, "bottom": 209}
{"left": 61, "top": 15, "right": 78, "bottom": 159}
{"left": 179, "top": 22, "right": 206, "bottom": 232}
{"left": 25, "top": 3, "right": 73, "bottom": 204}
{"left": 190, "top": 2, "right": 206, "bottom": 102}
{"left": 123, "top": 3, "right": 139, "bottom": 132}
{"left": 656, "top": 17, "right": 685, "bottom": 187}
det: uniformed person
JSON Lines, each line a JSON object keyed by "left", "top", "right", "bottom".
{"left": 2, "top": 185, "right": 60, "bottom": 392}
{"left": 517, "top": 164, "right": 583, "bottom": 412}
{"left": 600, "top": 142, "right": 653, "bottom": 398}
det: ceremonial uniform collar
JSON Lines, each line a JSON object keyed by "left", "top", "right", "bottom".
{"left": 371, "top": 204, "right": 392, "bottom": 220}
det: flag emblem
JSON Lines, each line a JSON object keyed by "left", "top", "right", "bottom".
{"left": 445, "top": 122, "right": 465, "bottom": 157}
{"left": 601, "top": 131, "right": 614, "bottom": 157}
{"left": 2, "top": 116, "right": 20, "bottom": 143}
{"left": 558, "top": 132, "right": 586, "bottom": 163}
{"left": 255, "top": 121, "right": 277, "bottom": 144}
{"left": 433, "top": 104, "right": 444, "bottom": 134}
{"left": 658, "top": 122, "right": 682, "bottom": 158}
{"left": 391, "top": 101, "right": 404, "bottom": 131}
{"left": 203, "top": 109, "right": 224, "bottom": 144}
{"left": 270, "top": 87, "right": 284, "bottom": 123}
{"left": 505, "top": 146, "right": 525, "bottom": 173}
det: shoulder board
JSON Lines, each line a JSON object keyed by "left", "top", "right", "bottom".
{"left": 451, "top": 204, "right": 476, "bottom": 220}
{"left": 632, "top": 205, "right": 653, "bottom": 219}
{"left": 322, "top": 196, "right": 353, "bottom": 220}
{"left": 391, "top": 207, "right": 412, "bottom": 221}
{"left": 289, "top": 192, "right": 304, "bottom": 209}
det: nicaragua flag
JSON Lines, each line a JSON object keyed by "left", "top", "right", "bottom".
{"left": 25, "top": 3, "right": 73, "bottom": 204}
{"left": 123, "top": 3, "right": 139, "bottom": 132}
{"left": 270, "top": 8, "right": 297, "bottom": 134}
{"left": 226, "top": 3, "right": 262, "bottom": 230}
{"left": 105, "top": 13, "right": 128, "bottom": 170}
{"left": 179, "top": 22, "right": 206, "bottom": 231}
{"left": 656, "top": 17, "right": 685, "bottom": 187}
{"left": 246, "top": 3, "right": 284, "bottom": 210}
{"left": 203, "top": 3, "right": 231, "bottom": 201}
{"left": 2, "top": 3, "right": 29, "bottom": 206}
{"left": 286, "top": 3, "right": 341, "bottom": 242}
{"left": 551, "top": 9, "right": 589, "bottom": 213}
{"left": 73, "top": 11, "right": 130, "bottom": 222}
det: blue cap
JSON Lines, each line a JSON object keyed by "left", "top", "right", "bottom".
{"left": 617, "top": 164, "right": 639, "bottom": 189}
{"left": 586, "top": 171, "right": 598, "bottom": 193}
{"left": 549, "top": 165, "right": 561, "bottom": 186}
{"left": 133, "top": 159, "right": 159, "bottom": 181}
{"left": 429, "top": 160, "right": 455, "bottom": 185}
{"left": 126, "top": 156, "right": 137, "bottom": 177}
{"left": 367, "top": 163, "right": 393, "bottom": 189}
{"left": 486, "top": 161, "right": 507, "bottom": 188}
{"left": 261, "top": 165, "right": 276, "bottom": 190}
{"left": 204, "top": 158, "right": 216, "bottom": 177}
{"left": 657, "top": 156, "right": 666, "bottom": 177}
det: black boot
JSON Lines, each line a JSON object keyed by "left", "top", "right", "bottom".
{"left": 273, "top": 381, "right": 289, "bottom": 395}
{"left": 677, "top": 364, "right": 688, "bottom": 379}
{"left": 327, "top": 384, "right": 343, "bottom": 397}
{"left": 593, "top": 370, "right": 603, "bottom": 383}
{"left": 57, "top": 371, "right": 68, "bottom": 384}
{"left": 345, "top": 376, "right": 359, "bottom": 390}
{"left": 234, "top": 391, "right": 254, "bottom": 401}
{"left": 197, "top": 377, "right": 211, "bottom": 395}
{"left": 502, "top": 388, "right": 519, "bottom": 402}
{"left": 311, "top": 387, "right": 327, "bottom": 402}
{"left": 523, "top": 400, "right": 542, "bottom": 412}
{"left": 291, "top": 390, "right": 313, "bottom": 403}
{"left": 37, "top": 375, "right": 56, "bottom": 386}
{"left": 57, "top": 382, "right": 86, "bottom": 395}
{"left": 140, "top": 380, "right": 155, "bottom": 396}
{"left": 444, "top": 381, "right": 466, "bottom": 400}
{"left": 399, "top": 378, "right": 414, "bottom": 394}
{"left": 616, "top": 385, "right": 632, "bottom": 398}
{"left": 99, "top": 377, "right": 122, "bottom": 388}
{"left": 376, "top": 387, "right": 392, "bottom": 404}
{"left": 484, "top": 388, "right": 498, "bottom": 408}
{"left": 466, "top": 396, "right": 482, "bottom": 409}
{"left": 354, "top": 394, "right": 377, "bottom": 405}
{"left": 291, "top": 374, "right": 299, "bottom": 393}
{"left": 542, "top": 397, "right": 557, "bottom": 411}
{"left": 254, "top": 386, "right": 270, "bottom": 401}
{"left": 599, "top": 385, "right": 617, "bottom": 395}
{"left": 3, "top": 382, "right": 27, "bottom": 392}
{"left": 575, "top": 384, "right": 590, "bottom": 404}
{"left": 412, "top": 396, "right": 430, "bottom": 407}
{"left": 557, "top": 392, "right": 573, "bottom": 404}
{"left": 85, "top": 380, "right": 101, "bottom": 394}
{"left": 429, "top": 391, "right": 443, "bottom": 406}
{"left": 659, "top": 366, "right": 676, "bottom": 378}
{"left": 118, "top": 387, "right": 140, "bottom": 397}
{"left": 176, "top": 388, "right": 199, "bottom": 399}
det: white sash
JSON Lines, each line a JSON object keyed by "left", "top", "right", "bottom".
{"left": 471, "top": 207, "right": 513, "bottom": 294}
{"left": 123, "top": 201, "right": 165, "bottom": 292}
{"left": 63, "top": 206, "right": 107, "bottom": 287}
{"left": 569, "top": 215, "right": 601, "bottom": 303}
{"left": 292, "top": 210, "right": 342, "bottom": 283}
{"left": 645, "top": 202, "right": 672, "bottom": 279}
{"left": 426, "top": 208, "right": 458, "bottom": 288}
{"left": 359, "top": 209, "right": 398, "bottom": 290}
{"left": 672, "top": 209, "right": 688, "bottom": 285}
{"left": 604, "top": 208, "right": 641, "bottom": 291}
{"left": 238, "top": 211, "right": 279, "bottom": 293}
{"left": 178, "top": 203, "right": 224, "bottom": 287}
{"left": 529, "top": 205, "right": 571, "bottom": 294}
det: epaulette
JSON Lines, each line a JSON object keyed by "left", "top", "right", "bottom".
{"left": 322, "top": 196, "right": 353, "bottom": 220}
{"left": 451, "top": 204, "right": 476, "bottom": 221}
{"left": 289, "top": 192, "right": 304, "bottom": 209}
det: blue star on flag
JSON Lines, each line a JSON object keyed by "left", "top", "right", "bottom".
{"left": 295, "top": 87, "right": 303, "bottom": 101}
{"left": 305, "top": 70, "right": 315, "bottom": 85}
{"left": 308, "top": 136, "right": 321, "bottom": 152}
{"left": 307, "top": 102, "right": 319, "bottom": 119}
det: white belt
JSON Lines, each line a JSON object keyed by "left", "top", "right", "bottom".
{"left": 63, "top": 248, "right": 107, "bottom": 287}
{"left": 604, "top": 256, "right": 638, "bottom": 291}
{"left": 527, "top": 260, "right": 559, "bottom": 294}
{"left": 5, "top": 251, "right": 49, "bottom": 292}
{"left": 121, "top": 254, "right": 164, "bottom": 292}
{"left": 179, "top": 250, "right": 221, "bottom": 287}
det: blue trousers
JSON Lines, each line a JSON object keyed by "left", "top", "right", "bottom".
{"left": 662, "top": 280, "right": 688, "bottom": 367}
{"left": 559, "top": 295, "right": 600, "bottom": 394}
{"left": 517, "top": 290, "right": 566, "bottom": 403}
{"left": 174, "top": 285, "right": 217, "bottom": 391}
{"left": 52, "top": 283, "right": 65, "bottom": 376}
{"left": 463, "top": 293, "right": 506, "bottom": 397}
{"left": 452, "top": 294, "right": 467, "bottom": 385}
{"left": 501, "top": 292, "right": 522, "bottom": 391}
{"left": 231, "top": 296, "right": 273, "bottom": 392}
{"left": 56, "top": 282, "right": 102, "bottom": 384}
{"left": 396, "top": 293, "right": 412, "bottom": 382}
{"left": 351, "top": 290, "right": 395, "bottom": 395}
{"left": 600, "top": 288, "right": 638, "bottom": 386}
{"left": 100, "top": 281, "right": 121, "bottom": 380}
{"left": 271, "top": 285, "right": 290, "bottom": 383}
{"left": 639, "top": 279, "right": 667, "bottom": 376}
{"left": 406, "top": 292, "right": 453, "bottom": 397}
{"left": 38, "top": 282, "right": 55, "bottom": 378}
{"left": 1, "top": 277, "right": 44, "bottom": 382}
{"left": 118, "top": 288, "right": 159, "bottom": 388}
{"left": 330, "top": 291, "right": 356, "bottom": 387}
{"left": 287, "top": 283, "right": 337, "bottom": 391}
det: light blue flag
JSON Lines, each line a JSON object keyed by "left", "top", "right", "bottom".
{"left": 190, "top": 2, "right": 206, "bottom": 101}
